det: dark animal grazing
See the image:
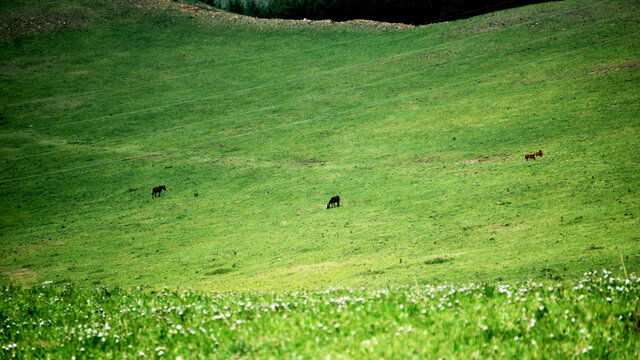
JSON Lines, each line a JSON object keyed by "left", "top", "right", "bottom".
{"left": 525, "top": 154, "right": 536, "bottom": 161}
{"left": 152, "top": 185, "right": 166, "bottom": 198}
{"left": 327, "top": 196, "right": 340, "bottom": 209}
{"left": 534, "top": 150, "right": 543, "bottom": 157}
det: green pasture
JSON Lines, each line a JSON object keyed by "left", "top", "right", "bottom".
{"left": 0, "top": 0, "right": 639, "bottom": 291}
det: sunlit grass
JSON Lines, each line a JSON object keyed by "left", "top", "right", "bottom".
{"left": 0, "top": 0, "right": 638, "bottom": 291}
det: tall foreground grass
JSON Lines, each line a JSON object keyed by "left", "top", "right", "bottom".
{"left": 1, "top": 271, "right": 638, "bottom": 358}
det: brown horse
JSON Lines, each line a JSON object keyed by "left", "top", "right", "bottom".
{"left": 327, "top": 196, "right": 340, "bottom": 209}
{"left": 534, "top": 150, "right": 543, "bottom": 157}
{"left": 152, "top": 185, "right": 166, "bottom": 198}
{"left": 525, "top": 154, "right": 536, "bottom": 161}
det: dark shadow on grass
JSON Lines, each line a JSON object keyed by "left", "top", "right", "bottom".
{"left": 424, "top": 256, "right": 453, "bottom": 265}
{"left": 206, "top": 268, "right": 233, "bottom": 276}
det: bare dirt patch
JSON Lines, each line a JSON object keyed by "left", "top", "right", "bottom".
{"left": 519, "top": 60, "right": 640, "bottom": 85}
{"left": 396, "top": 153, "right": 455, "bottom": 165}
{"left": 1, "top": 268, "right": 37, "bottom": 285}
{"left": 457, "top": 154, "right": 510, "bottom": 165}
{"left": 587, "top": 60, "right": 640, "bottom": 76}
{"left": 473, "top": 21, "right": 505, "bottom": 33}
{"left": 0, "top": 9, "right": 89, "bottom": 43}
{"left": 409, "top": 155, "right": 443, "bottom": 164}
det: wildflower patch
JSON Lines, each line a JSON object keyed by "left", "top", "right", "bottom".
{"left": 1, "top": 270, "right": 638, "bottom": 358}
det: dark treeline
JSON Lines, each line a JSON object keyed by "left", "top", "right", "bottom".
{"left": 203, "top": 0, "right": 556, "bottom": 25}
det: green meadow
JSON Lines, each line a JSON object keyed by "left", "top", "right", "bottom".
{"left": 1, "top": 0, "right": 639, "bottom": 291}
{"left": 1, "top": 0, "right": 640, "bottom": 357}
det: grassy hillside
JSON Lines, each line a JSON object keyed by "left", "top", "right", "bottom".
{"left": 0, "top": 0, "right": 639, "bottom": 292}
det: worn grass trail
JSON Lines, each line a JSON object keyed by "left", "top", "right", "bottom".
{"left": 0, "top": 0, "right": 639, "bottom": 291}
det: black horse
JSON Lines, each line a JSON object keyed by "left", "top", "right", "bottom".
{"left": 152, "top": 185, "right": 166, "bottom": 198}
{"left": 327, "top": 196, "right": 340, "bottom": 209}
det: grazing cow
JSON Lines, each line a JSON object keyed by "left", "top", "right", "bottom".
{"left": 534, "top": 150, "right": 543, "bottom": 157}
{"left": 525, "top": 154, "right": 536, "bottom": 161}
{"left": 152, "top": 185, "right": 166, "bottom": 198}
{"left": 327, "top": 196, "right": 340, "bottom": 209}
